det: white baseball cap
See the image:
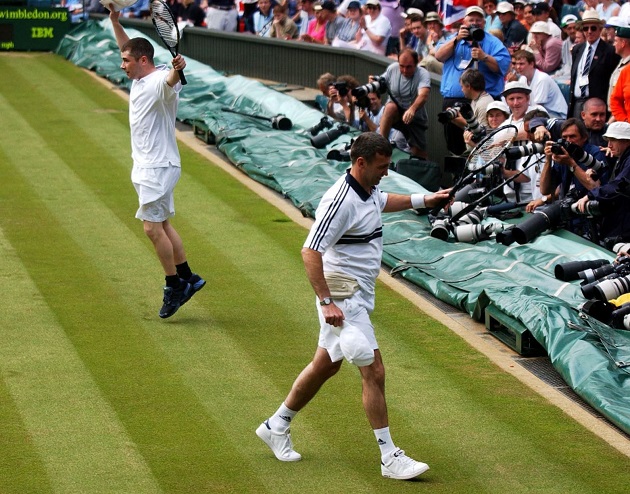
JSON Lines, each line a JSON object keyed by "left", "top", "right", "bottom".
{"left": 496, "top": 2, "right": 515, "bottom": 14}
{"left": 604, "top": 121, "right": 630, "bottom": 140}
{"left": 530, "top": 20, "right": 551, "bottom": 35}
{"left": 486, "top": 101, "right": 510, "bottom": 116}
{"left": 465, "top": 6, "right": 485, "bottom": 17}
{"left": 605, "top": 16, "right": 628, "bottom": 29}
{"left": 401, "top": 7, "right": 424, "bottom": 18}
{"left": 502, "top": 80, "right": 531, "bottom": 96}
{"left": 561, "top": 14, "right": 578, "bottom": 27}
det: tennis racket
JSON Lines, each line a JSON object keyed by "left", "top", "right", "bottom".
{"left": 430, "top": 124, "right": 517, "bottom": 215}
{"left": 149, "top": 0, "right": 187, "bottom": 85}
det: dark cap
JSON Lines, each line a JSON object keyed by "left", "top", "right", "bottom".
{"left": 532, "top": 2, "right": 550, "bottom": 13}
{"left": 321, "top": 0, "right": 336, "bottom": 11}
{"left": 616, "top": 26, "right": 630, "bottom": 38}
{"left": 347, "top": 0, "right": 361, "bottom": 9}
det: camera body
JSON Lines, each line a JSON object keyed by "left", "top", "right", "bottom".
{"left": 466, "top": 26, "right": 485, "bottom": 42}
{"left": 330, "top": 81, "right": 349, "bottom": 97}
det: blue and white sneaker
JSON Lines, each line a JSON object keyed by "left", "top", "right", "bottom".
{"left": 180, "top": 273, "right": 206, "bottom": 306}
{"left": 159, "top": 282, "right": 192, "bottom": 319}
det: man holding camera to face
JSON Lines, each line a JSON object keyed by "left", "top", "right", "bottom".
{"left": 434, "top": 6, "right": 510, "bottom": 154}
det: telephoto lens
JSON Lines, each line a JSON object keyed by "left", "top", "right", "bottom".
{"left": 592, "top": 274, "right": 630, "bottom": 302}
{"left": 577, "top": 263, "right": 615, "bottom": 284}
{"left": 555, "top": 259, "right": 609, "bottom": 281}
{"left": 453, "top": 224, "right": 490, "bottom": 243}
{"left": 457, "top": 208, "right": 485, "bottom": 225}
{"left": 446, "top": 201, "right": 469, "bottom": 217}
{"left": 611, "top": 302, "right": 630, "bottom": 329}
{"left": 512, "top": 202, "right": 562, "bottom": 245}
{"left": 496, "top": 225, "right": 517, "bottom": 246}
{"left": 310, "top": 125, "right": 350, "bottom": 148}
{"left": 581, "top": 273, "right": 622, "bottom": 299}
{"left": 578, "top": 299, "right": 615, "bottom": 325}
{"left": 430, "top": 218, "right": 452, "bottom": 241}
{"left": 309, "top": 117, "right": 333, "bottom": 136}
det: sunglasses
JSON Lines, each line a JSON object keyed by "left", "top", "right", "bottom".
{"left": 583, "top": 25, "right": 600, "bottom": 32}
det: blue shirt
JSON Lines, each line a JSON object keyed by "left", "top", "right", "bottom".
{"left": 437, "top": 33, "right": 511, "bottom": 99}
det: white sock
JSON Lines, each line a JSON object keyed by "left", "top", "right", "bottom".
{"left": 374, "top": 426, "right": 397, "bottom": 460}
{"left": 268, "top": 403, "right": 297, "bottom": 433}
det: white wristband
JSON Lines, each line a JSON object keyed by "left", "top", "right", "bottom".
{"left": 410, "top": 193, "right": 426, "bottom": 209}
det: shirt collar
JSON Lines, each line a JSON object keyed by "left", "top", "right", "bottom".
{"left": 345, "top": 170, "right": 372, "bottom": 201}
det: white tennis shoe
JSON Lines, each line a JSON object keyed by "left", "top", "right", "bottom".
{"left": 381, "top": 449, "right": 429, "bottom": 480}
{"left": 255, "top": 420, "right": 302, "bottom": 462}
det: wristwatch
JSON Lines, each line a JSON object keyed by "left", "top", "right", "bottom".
{"left": 320, "top": 297, "right": 332, "bottom": 306}
{"left": 569, "top": 165, "right": 576, "bottom": 173}
{"left": 541, "top": 195, "right": 549, "bottom": 204}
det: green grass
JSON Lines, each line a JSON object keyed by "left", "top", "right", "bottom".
{"left": 0, "top": 52, "right": 629, "bottom": 493}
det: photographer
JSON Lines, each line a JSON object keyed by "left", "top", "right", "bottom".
{"left": 327, "top": 75, "right": 360, "bottom": 125}
{"left": 357, "top": 92, "right": 410, "bottom": 151}
{"left": 574, "top": 121, "right": 630, "bottom": 243}
{"left": 532, "top": 118, "right": 607, "bottom": 213}
{"left": 434, "top": 6, "right": 511, "bottom": 154}
{"left": 375, "top": 48, "right": 431, "bottom": 158}
{"left": 446, "top": 68, "right": 494, "bottom": 131}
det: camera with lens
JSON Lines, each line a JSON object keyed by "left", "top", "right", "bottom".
{"left": 309, "top": 117, "right": 333, "bottom": 136}
{"left": 437, "top": 105, "right": 461, "bottom": 125}
{"left": 429, "top": 205, "right": 503, "bottom": 243}
{"left": 466, "top": 26, "right": 485, "bottom": 42}
{"left": 504, "top": 142, "right": 545, "bottom": 160}
{"left": 330, "top": 81, "right": 349, "bottom": 97}
{"left": 310, "top": 124, "right": 351, "bottom": 149}
{"left": 352, "top": 77, "right": 388, "bottom": 108}
{"left": 550, "top": 139, "right": 607, "bottom": 175}
{"left": 459, "top": 102, "right": 486, "bottom": 142}
{"left": 327, "top": 141, "right": 352, "bottom": 162}
{"left": 550, "top": 139, "right": 568, "bottom": 155}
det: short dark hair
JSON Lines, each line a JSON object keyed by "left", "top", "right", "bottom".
{"left": 561, "top": 117, "right": 589, "bottom": 140}
{"left": 512, "top": 49, "right": 535, "bottom": 64}
{"left": 407, "top": 13, "right": 423, "bottom": 23}
{"left": 460, "top": 68, "right": 486, "bottom": 91}
{"left": 121, "top": 37, "right": 154, "bottom": 64}
{"left": 398, "top": 47, "right": 419, "bottom": 65}
{"left": 350, "top": 132, "right": 392, "bottom": 164}
{"left": 523, "top": 108, "right": 549, "bottom": 124}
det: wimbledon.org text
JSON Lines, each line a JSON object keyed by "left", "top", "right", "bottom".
{"left": 0, "top": 9, "right": 69, "bottom": 22}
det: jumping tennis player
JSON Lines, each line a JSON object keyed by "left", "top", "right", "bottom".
{"left": 108, "top": 5, "right": 205, "bottom": 318}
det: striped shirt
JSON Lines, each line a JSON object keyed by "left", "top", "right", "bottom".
{"left": 304, "top": 171, "right": 388, "bottom": 297}
{"left": 335, "top": 17, "right": 361, "bottom": 43}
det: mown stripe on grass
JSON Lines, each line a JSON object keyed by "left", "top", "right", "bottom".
{"left": 0, "top": 224, "right": 162, "bottom": 494}
{"left": 0, "top": 96, "right": 269, "bottom": 493}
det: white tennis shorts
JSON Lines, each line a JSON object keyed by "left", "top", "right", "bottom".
{"left": 317, "top": 290, "right": 378, "bottom": 367}
{"left": 131, "top": 164, "right": 181, "bottom": 222}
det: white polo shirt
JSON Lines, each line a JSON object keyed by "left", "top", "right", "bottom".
{"left": 360, "top": 13, "right": 391, "bottom": 56}
{"left": 129, "top": 65, "right": 181, "bottom": 168}
{"left": 304, "top": 171, "right": 388, "bottom": 299}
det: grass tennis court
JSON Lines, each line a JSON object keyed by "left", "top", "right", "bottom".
{"left": 1, "top": 52, "right": 629, "bottom": 493}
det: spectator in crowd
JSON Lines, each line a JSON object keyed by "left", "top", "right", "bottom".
{"left": 603, "top": 16, "right": 628, "bottom": 44}
{"left": 379, "top": 0, "right": 405, "bottom": 56}
{"left": 434, "top": 5, "right": 511, "bottom": 154}
{"left": 301, "top": 2, "right": 328, "bottom": 43}
{"left": 597, "top": 0, "right": 620, "bottom": 22}
{"left": 206, "top": 0, "right": 238, "bottom": 31}
{"left": 557, "top": 14, "right": 579, "bottom": 77}
{"left": 271, "top": 3, "right": 299, "bottom": 39}
{"left": 358, "top": 0, "right": 392, "bottom": 56}
{"left": 180, "top": 0, "right": 206, "bottom": 27}
{"left": 501, "top": 81, "right": 539, "bottom": 202}
{"left": 332, "top": 1, "right": 362, "bottom": 48}
{"left": 610, "top": 26, "right": 630, "bottom": 119}
{"left": 512, "top": 49, "right": 568, "bottom": 118}
{"left": 610, "top": 27, "right": 630, "bottom": 122}
{"left": 536, "top": 119, "right": 606, "bottom": 213}
{"left": 398, "top": 13, "right": 424, "bottom": 53}
{"left": 529, "top": 21, "right": 563, "bottom": 73}
{"left": 574, "top": 121, "right": 630, "bottom": 243}
{"left": 522, "top": 2, "right": 535, "bottom": 31}
{"left": 254, "top": 0, "right": 274, "bottom": 37}
{"left": 568, "top": 9, "right": 619, "bottom": 118}
{"left": 531, "top": 2, "right": 562, "bottom": 38}
{"left": 376, "top": 49, "right": 431, "bottom": 158}
{"left": 483, "top": 0, "right": 502, "bottom": 32}
{"left": 397, "top": 8, "right": 422, "bottom": 56}
{"left": 292, "top": 0, "right": 311, "bottom": 37}
{"left": 497, "top": 1, "right": 528, "bottom": 52}
{"left": 241, "top": 0, "right": 259, "bottom": 33}
{"left": 120, "top": 0, "right": 149, "bottom": 19}
{"left": 513, "top": 0, "right": 527, "bottom": 26}
{"left": 423, "top": 11, "right": 446, "bottom": 74}
{"left": 409, "top": 13, "right": 429, "bottom": 58}
{"left": 323, "top": 1, "right": 345, "bottom": 45}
